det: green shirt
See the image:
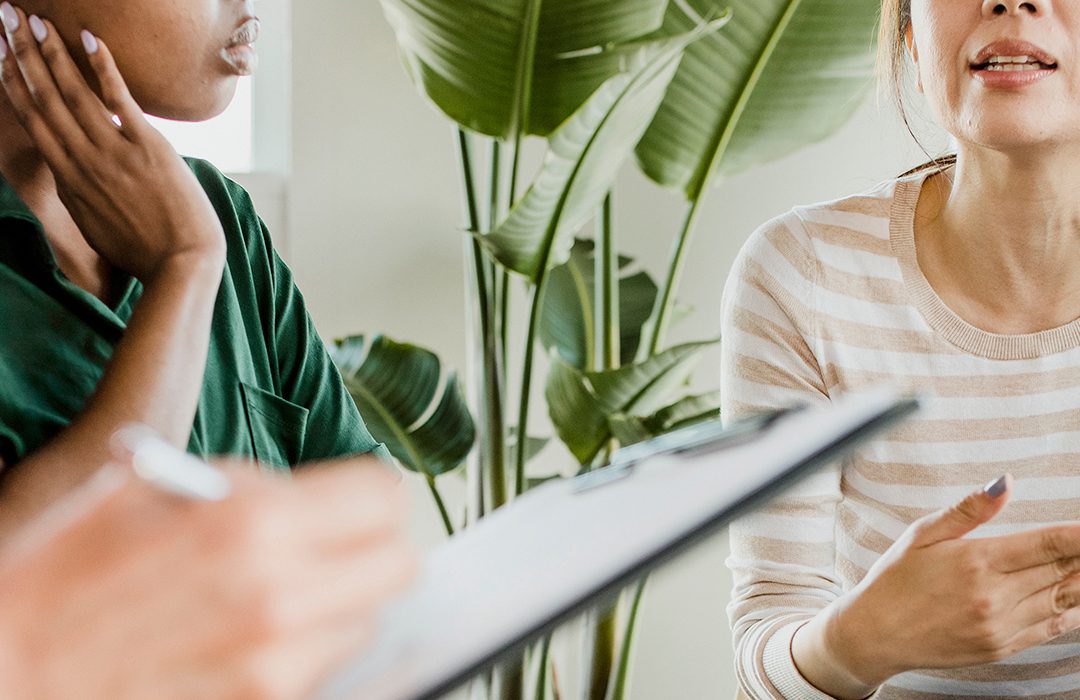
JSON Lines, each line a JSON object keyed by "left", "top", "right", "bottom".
{"left": 0, "top": 158, "right": 387, "bottom": 469}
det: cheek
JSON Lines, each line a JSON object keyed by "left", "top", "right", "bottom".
{"left": 113, "top": 44, "right": 236, "bottom": 121}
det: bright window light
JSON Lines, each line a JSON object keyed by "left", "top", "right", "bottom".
{"left": 147, "top": 77, "right": 254, "bottom": 173}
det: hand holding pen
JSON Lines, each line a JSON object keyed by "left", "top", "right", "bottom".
{"left": 0, "top": 430, "right": 418, "bottom": 700}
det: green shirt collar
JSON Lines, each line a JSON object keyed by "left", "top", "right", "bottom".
{"left": 0, "top": 172, "right": 37, "bottom": 224}
{"left": 0, "top": 173, "right": 139, "bottom": 327}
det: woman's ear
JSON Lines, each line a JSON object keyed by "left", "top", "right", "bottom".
{"left": 905, "top": 24, "right": 924, "bottom": 93}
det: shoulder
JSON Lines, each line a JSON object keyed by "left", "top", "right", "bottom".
{"left": 727, "top": 178, "right": 902, "bottom": 297}
{"left": 182, "top": 157, "right": 274, "bottom": 267}
{"left": 184, "top": 156, "right": 260, "bottom": 218}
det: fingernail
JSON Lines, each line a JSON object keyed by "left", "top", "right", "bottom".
{"left": 984, "top": 475, "right": 1008, "bottom": 498}
{"left": 80, "top": 29, "right": 97, "bottom": 55}
{"left": 0, "top": 35, "right": 7, "bottom": 60}
{"left": 0, "top": 3, "right": 18, "bottom": 33}
{"left": 28, "top": 15, "right": 44, "bottom": 42}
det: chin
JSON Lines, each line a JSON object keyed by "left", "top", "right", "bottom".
{"left": 953, "top": 107, "right": 1068, "bottom": 153}
{"left": 138, "top": 81, "right": 239, "bottom": 123}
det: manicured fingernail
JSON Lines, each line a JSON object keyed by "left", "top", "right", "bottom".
{"left": 0, "top": 35, "right": 7, "bottom": 60}
{"left": 984, "top": 475, "right": 1008, "bottom": 498}
{"left": 28, "top": 15, "right": 44, "bottom": 42}
{"left": 1, "top": 3, "right": 19, "bottom": 33}
{"left": 80, "top": 29, "right": 97, "bottom": 55}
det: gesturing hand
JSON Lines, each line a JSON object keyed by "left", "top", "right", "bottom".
{"left": 0, "top": 5, "right": 225, "bottom": 282}
{"left": 795, "top": 476, "right": 1080, "bottom": 696}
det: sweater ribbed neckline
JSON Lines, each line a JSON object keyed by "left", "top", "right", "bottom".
{"left": 890, "top": 169, "right": 1080, "bottom": 361}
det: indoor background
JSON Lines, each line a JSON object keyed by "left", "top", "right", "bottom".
{"left": 169, "top": 0, "right": 936, "bottom": 695}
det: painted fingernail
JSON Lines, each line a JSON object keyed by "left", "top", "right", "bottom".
{"left": 28, "top": 15, "right": 44, "bottom": 42}
{"left": 80, "top": 29, "right": 97, "bottom": 55}
{"left": 984, "top": 475, "right": 1008, "bottom": 498}
{"left": 0, "top": 3, "right": 18, "bottom": 33}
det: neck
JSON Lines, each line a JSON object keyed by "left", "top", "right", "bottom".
{"left": 0, "top": 98, "right": 118, "bottom": 302}
{"left": 0, "top": 99, "right": 55, "bottom": 201}
{"left": 916, "top": 143, "right": 1080, "bottom": 333}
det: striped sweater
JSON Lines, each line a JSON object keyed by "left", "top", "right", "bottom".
{"left": 721, "top": 165, "right": 1080, "bottom": 700}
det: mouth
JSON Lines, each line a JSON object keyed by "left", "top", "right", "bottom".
{"left": 971, "top": 55, "right": 1056, "bottom": 71}
{"left": 222, "top": 17, "right": 260, "bottom": 76}
{"left": 970, "top": 39, "right": 1057, "bottom": 84}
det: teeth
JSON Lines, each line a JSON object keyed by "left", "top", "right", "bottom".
{"left": 988, "top": 55, "right": 1035, "bottom": 64}
{"left": 984, "top": 63, "right": 1044, "bottom": 71}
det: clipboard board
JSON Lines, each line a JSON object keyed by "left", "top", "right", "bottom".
{"left": 318, "top": 388, "right": 919, "bottom": 700}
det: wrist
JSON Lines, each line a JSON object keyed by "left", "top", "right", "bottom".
{"left": 142, "top": 245, "right": 226, "bottom": 287}
{"left": 791, "top": 605, "right": 884, "bottom": 700}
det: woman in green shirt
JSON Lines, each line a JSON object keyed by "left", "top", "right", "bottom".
{"left": 0, "top": 0, "right": 387, "bottom": 533}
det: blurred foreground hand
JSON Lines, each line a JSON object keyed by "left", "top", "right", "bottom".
{"left": 0, "top": 452, "right": 417, "bottom": 700}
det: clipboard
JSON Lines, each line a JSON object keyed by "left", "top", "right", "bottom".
{"left": 318, "top": 388, "right": 919, "bottom": 700}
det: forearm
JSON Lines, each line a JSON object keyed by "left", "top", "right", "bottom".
{"left": 0, "top": 252, "right": 223, "bottom": 532}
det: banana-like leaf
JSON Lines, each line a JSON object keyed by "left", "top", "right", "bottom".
{"left": 483, "top": 28, "right": 718, "bottom": 280}
{"left": 609, "top": 391, "right": 723, "bottom": 445}
{"left": 540, "top": 239, "right": 658, "bottom": 370}
{"left": 636, "top": 0, "right": 880, "bottom": 197}
{"left": 546, "top": 341, "right": 718, "bottom": 464}
{"left": 332, "top": 335, "right": 475, "bottom": 478}
{"left": 379, "top": 0, "right": 668, "bottom": 138}
{"left": 508, "top": 428, "right": 550, "bottom": 468}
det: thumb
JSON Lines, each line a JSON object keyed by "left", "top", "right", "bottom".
{"left": 912, "top": 474, "right": 1012, "bottom": 546}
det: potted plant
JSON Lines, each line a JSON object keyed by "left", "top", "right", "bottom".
{"left": 333, "top": 1, "right": 881, "bottom": 698}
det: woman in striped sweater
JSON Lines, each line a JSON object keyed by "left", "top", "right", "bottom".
{"left": 723, "top": 0, "right": 1080, "bottom": 698}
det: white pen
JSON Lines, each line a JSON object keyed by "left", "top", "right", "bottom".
{"left": 119, "top": 428, "right": 232, "bottom": 502}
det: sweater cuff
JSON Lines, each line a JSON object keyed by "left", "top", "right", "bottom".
{"left": 762, "top": 620, "right": 845, "bottom": 700}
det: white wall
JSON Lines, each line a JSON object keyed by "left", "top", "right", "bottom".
{"left": 288, "top": 2, "right": 932, "bottom": 697}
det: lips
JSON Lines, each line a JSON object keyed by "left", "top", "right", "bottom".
{"left": 970, "top": 39, "right": 1057, "bottom": 70}
{"left": 969, "top": 38, "right": 1057, "bottom": 88}
{"left": 222, "top": 17, "right": 260, "bottom": 76}
{"left": 228, "top": 17, "right": 261, "bottom": 48}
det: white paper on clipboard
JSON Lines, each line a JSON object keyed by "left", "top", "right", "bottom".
{"left": 317, "top": 388, "right": 918, "bottom": 700}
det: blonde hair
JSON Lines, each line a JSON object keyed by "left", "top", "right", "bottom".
{"left": 877, "top": 0, "right": 911, "bottom": 112}
{"left": 878, "top": 0, "right": 956, "bottom": 175}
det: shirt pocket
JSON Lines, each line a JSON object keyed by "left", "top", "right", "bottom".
{"left": 239, "top": 381, "right": 309, "bottom": 469}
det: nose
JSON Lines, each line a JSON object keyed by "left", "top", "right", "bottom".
{"left": 982, "top": 0, "right": 1042, "bottom": 16}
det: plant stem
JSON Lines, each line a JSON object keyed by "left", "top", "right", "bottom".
{"left": 489, "top": 139, "right": 504, "bottom": 230}
{"left": 514, "top": 278, "right": 547, "bottom": 497}
{"left": 508, "top": 0, "right": 542, "bottom": 200}
{"left": 457, "top": 128, "right": 508, "bottom": 513}
{"left": 596, "top": 192, "right": 619, "bottom": 371}
{"left": 474, "top": 242, "right": 509, "bottom": 509}
{"left": 425, "top": 475, "right": 455, "bottom": 536}
{"left": 457, "top": 128, "right": 486, "bottom": 523}
{"left": 647, "top": 195, "right": 706, "bottom": 358}
{"left": 607, "top": 579, "right": 648, "bottom": 700}
{"left": 497, "top": 656, "right": 526, "bottom": 700}
{"left": 534, "top": 636, "right": 552, "bottom": 700}
{"left": 588, "top": 609, "right": 618, "bottom": 700}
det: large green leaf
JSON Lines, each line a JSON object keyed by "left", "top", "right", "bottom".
{"left": 636, "top": 0, "right": 880, "bottom": 197}
{"left": 379, "top": 0, "right": 668, "bottom": 138}
{"left": 332, "top": 335, "right": 475, "bottom": 478}
{"left": 609, "top": 391, "right": 723, "bottom": 446}
{"left": 482, "top": 28, "right": 718, "bottom": 280}
{"left": 546, "top": 341, "right": 718, "bottom": 464}
{"left": 539, "top": 238, "right": 658, "bottom": 370}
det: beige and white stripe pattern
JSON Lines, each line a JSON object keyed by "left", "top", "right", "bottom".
{"left": 721, "top": 166, "right": 1080, "bottom": 699}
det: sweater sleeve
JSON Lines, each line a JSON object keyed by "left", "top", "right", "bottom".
{"left": 721, "top": 212, "right": 848, "bottom": 700}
